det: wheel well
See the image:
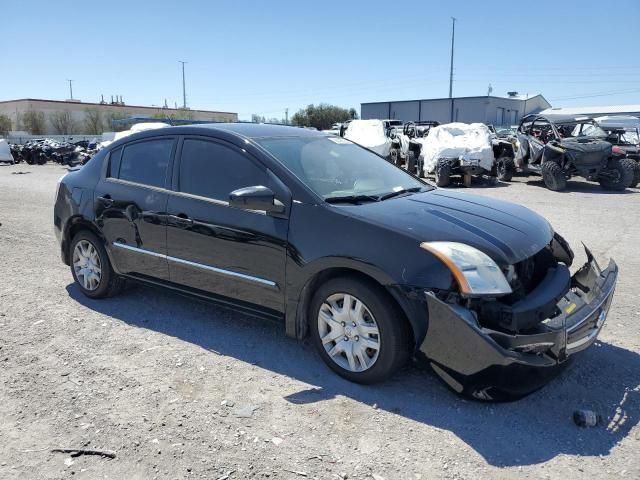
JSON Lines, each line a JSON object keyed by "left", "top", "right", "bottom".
{"left": 296, "top": 267, "right": 415, "bottom": 347}
{"left": 62, "top": 219, "right": 104, "bottom": 265}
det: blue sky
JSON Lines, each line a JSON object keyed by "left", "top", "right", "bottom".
{"left": 4, "top": 0, "right": 640, "bottom": 120}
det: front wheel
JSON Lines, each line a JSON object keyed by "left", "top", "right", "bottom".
{"left": 70, "top": 231, "right": 124, "bottom": 299}
{"left": 435, "top": 159, "right": 452, "bottom": 187}
{"left": 309, "top": 277, "right": 409, "bottom": 384}
{"left": 407, "top": 151, "right": 417, "bottom": 174}
{"left": 598, "top": 158, "right": 632, "bottom": 191}
{"left": 496, "top": 156, "right": 516, "bottom": 182}
{"left": 541, "top": 161, "right": 567, "bottom": 191}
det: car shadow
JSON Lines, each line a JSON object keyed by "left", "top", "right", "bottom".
{"left": 66, "top": 282, "right": 640, "bottom": 467}
{"left": 524, "top": 177, "right": 639, "bottom": 194}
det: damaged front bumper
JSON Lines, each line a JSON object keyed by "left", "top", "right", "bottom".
{"left": 419, "top": 248, "right": 618, "bottom": 401}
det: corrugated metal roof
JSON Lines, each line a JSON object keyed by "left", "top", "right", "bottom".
{"left": 540, "top": 105, "right": 640, "bottom": 116}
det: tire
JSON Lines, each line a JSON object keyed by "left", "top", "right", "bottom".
{"left": 435, "top": 159, "right": 452, "bottom": 187}
{"left": 496, "top": 156, "right": 515, "bottom": 182}
{"left": 390, "top": 148, "right": 401, "bottom": 166}
{"left": 70, "top": 231, "right": 124, "bottom": 299}
{"left": 407, "top": 151, "right": 417, "bottom": 174}
{"left": 541, "top": 161, "right": 567, "bottom": 191}
{"left": 619, "top": 158, "right": 639, "bottom": 188}
{"left": 309, "top": 276, "right": 409, "bottom": 384}
{"left": 598, "top": 158, "right": 632, "bottom": 191}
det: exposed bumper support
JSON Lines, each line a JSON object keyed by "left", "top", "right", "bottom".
{"left": 419, "top": 247, "right": 618, "bottom": 401}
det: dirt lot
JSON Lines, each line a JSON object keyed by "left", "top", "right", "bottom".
{"left": 0, "top": 163, "right": 639, "bottom": 480}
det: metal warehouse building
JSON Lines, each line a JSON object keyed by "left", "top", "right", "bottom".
{"left": 361, "top": 93, "right": 551, "bottom": 126}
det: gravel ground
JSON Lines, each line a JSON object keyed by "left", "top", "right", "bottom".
{"left": 0, "top": 163, "right": 638, "bottom": 480}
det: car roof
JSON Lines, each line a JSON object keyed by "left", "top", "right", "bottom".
{"left": 193, "top": 122, "right": 326, "bottom": 138}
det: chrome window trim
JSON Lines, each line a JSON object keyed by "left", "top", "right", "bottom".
{"left": 112, "top": 242, "right": 276, "bottom": 287}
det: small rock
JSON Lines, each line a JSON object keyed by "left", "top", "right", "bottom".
{"left": 271, "top": 437, "right": 283, "bottom": 446}
{"left": 371, "top": 474, "right": 385, "bottom": 480}
{"left": 233, "top": 405, "right": 259, "bottom": 418}
{"left": 64, "top": 458, "right": 74, "bottom": 467}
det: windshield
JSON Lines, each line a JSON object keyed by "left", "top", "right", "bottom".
{"left": 557, "top": 121, "right": 607, "bottom": 139}
{"left": 256, "top": 136, "right": 429, "bottom": 201}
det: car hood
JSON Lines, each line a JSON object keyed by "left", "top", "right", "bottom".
{"left": 341, "top": 189, "right": 554, "bottom": 266}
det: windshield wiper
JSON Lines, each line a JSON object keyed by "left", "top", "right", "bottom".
{"left": 378, "top": 186, "right": 424, "bottom": 201}
{"left": 325, "top": 194, "right": 380, "bottom": 204}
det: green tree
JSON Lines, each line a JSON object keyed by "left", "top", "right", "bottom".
{"left": 84, "top": 108, "right": 104, "bottom": 135}
{"left": 105, "top": 110, "right": 129, "bottom": 132}
{"left": 251, "top": 114, "right": 266, "bottom": 123}
{"left": 49, "top": 110, "right": 76, "bottom": 134}
{"left": 291, "top": 104, "right": 356, "bottom": 130}
{"left": 0, "top": 114, "right": 11, "bottom": 137}
{"left": 21, "top": 109, "right": 46, "bottom": 135}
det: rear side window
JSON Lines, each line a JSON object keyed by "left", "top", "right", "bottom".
{"left": 107, "top": 147, "right": 122, "bottom": 178}
{"left": 118, "top": 139, "right": 174, "bottom": 188}
{"left": 179, "top": 139, "right": 268, "bottom": 201}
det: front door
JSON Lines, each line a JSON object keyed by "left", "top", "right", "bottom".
{"left": 165, "top": 137, "right": 289, "bottom": 314}
{"left": 95, "top": 137, "right": 176, "bottom": 280}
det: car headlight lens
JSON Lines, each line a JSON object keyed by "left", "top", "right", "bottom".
{"left": 420, "top": 241, "right": 512, "bottom": 297}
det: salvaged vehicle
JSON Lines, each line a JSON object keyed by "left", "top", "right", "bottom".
{"left": 389, "top": 121, "right": 439, "bottom": 175}
{"left": 418, "top": 123, "right": 515, "bottom": 186}
{"left": 343, "top": 119, "right": 395, "bottom": 159}
{"left": 595, "top": 115, "right": 640, "bottom": 188}
{"left": 55, "top": 123, "right": 617, "bottom": 401}
{"left": 516, "top": 115, "right": 633, "bottom": 191}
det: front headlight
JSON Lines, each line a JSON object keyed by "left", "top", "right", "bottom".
{"left": 420, "top": 241, "right": 512, "bottom": 297}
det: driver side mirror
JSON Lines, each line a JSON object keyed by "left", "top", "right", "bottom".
{"left": 229, "top": 186, "right": 285, "bottom": 214}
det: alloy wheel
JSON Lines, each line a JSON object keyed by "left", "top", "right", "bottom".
{"left": 73, "top": 240, "right": 102, "bottom": 291}
{"left": 317, "top": 293, "right": 381, "bottom": 372}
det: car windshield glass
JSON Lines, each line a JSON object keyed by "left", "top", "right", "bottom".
{"left": 621, "top": 130, "right": 640, "bottom": 145}
{"left": 559, "top": 122, "right": 607, "bottom": 139}
{"left": 256, "top": 136, "right": 430, "bottom": 201}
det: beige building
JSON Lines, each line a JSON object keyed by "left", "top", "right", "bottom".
{"left": 0, "top": 98, "right": 237, "bottom": 135}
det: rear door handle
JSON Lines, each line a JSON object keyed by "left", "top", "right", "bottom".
{"left": 97, "top": 195, "right": 114, "bottom": 207}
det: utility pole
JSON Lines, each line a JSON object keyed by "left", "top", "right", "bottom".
{"left": 179, "top": 61, "right": 187, "bottom": 109}
{"left": 67, "top": 79, "right": 74, "bottom": 100}
{"left": 285, "top": 108, "right": 288, "bottom": 125}
{"left": 448, "top": 17, "right": 456, "bottom": 122}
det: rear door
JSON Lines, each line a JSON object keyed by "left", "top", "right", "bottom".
{"left": 165, "top": 136, "right": 290, "bottom": 314}
{"left": 95, "top": 137, "right": 176, "bottom": 280}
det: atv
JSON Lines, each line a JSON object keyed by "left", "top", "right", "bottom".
{"left": 516, "top": 115, "right": 633, "bottom": 191}
{"left": 417, "top": 123, "right": 514, "bottom": 187}
{"left": 595, "top": 115, "right": 640, "bottom": 188}
{"left": 389, "top": 121, "right": 439, "bottom": 176}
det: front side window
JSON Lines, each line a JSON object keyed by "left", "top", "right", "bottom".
{"left": 256, "top": 136, "right": 428, "bottom": 200}
{"left": 118, "top": 139, "right": 174, "bottom": 187}
{"left": 179, "top": 139, "right": 268, "bottom": 201}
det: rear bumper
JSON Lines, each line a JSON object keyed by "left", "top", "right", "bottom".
{"left": 419, "top": 248, "right": 617, "bottom": 401}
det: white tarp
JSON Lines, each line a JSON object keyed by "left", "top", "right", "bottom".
{"left": 99, "top": 122, "right": 171, "bottom": 149}
{"left": 0, "top": 139, "right": 14, "bottom": 163}
{"left": 344, "top": 120, "right": 391, "bottom": 157}
{"left": 419, "top": 123, "right": 495, "bottom": 174}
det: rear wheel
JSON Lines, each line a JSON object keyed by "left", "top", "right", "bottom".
{"left": 435, "top": 159, "right": 452, "bottom": 187}
{"left": 496, "top": 156, "right": 515, "bottom": 182}
{"left": 309, "top": 276, "right": 409, "bottom": 384}
{"left": 598, "top": 158, "right": 631, "bottom": 191}
{"left": 541, "top": 161, "right": 567, "bottom": 191}
{"left": 70, "top": 231, "right": 124, "bottom": 299}
{"left": 619, "top": 158, "right": 639, "bottom": 188}
{"left": 390, "top": 148, "right": 401, "bottom": 166}
{"left": 407, "top": 151, "right": 417, "bottom": 174}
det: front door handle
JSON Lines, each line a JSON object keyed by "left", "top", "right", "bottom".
{"left": 168, "top": 213, "right": 194, "bottom": 228}
{"left": 96, "top": 195, "right": 114, "bottom": 207}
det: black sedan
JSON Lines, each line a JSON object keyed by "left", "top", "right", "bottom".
{"left": 54, "top": 123, "right": 618, "bottom": 401}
